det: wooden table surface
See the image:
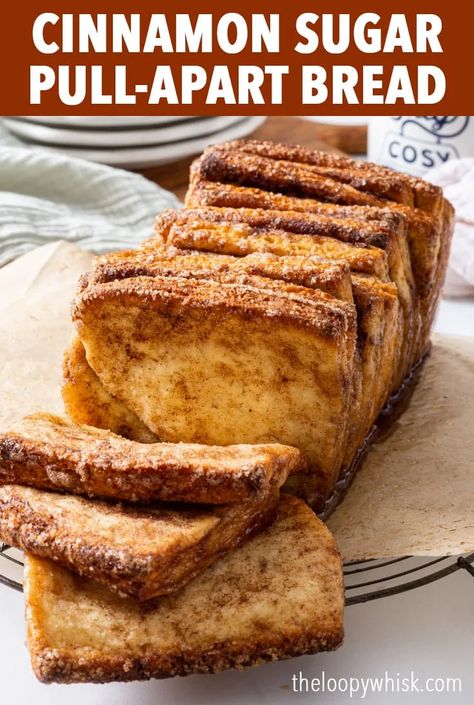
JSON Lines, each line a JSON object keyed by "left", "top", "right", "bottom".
{"left": 140, "top": 116, "right": 367, "bottom": 200}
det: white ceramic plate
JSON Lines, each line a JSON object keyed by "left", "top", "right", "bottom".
{"left": 16, "top": 115, "right": 194, "bottom": 128}
{"left": 307, "top": 116, "right": 368, "bottom": 126}
{"left": 4, "top": 116, "right": 245, "bottom": 148}
{"left": 31, "top": 117, "right": 266, "bottom": 169}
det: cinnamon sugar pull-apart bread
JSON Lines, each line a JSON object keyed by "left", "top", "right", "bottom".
{"left": 69, "top": 139, "right": 453, "bottom": 510}
{"left": 187, "top": 139, "right": 454, "bottom": 356}
{"left": 148, "top": 218, "right": 402, "bottom": 465}
{"left": 24, "top": 496, "right": 344, "bottom": 684}
{"left": 0, "top": 412, "right": 305, "bottom": 504}
{"left": 79, "top": 245, "right": 398, "bottom": 482}
{"left": 0, "top": 484, "right": 278, "bottom": 600}
{"left": 72, "top": 262, "right": 357, "bottom": 506}
{"left": 153, "top": 208, "right": 412, "bottom": 386}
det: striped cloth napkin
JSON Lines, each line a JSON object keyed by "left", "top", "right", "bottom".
{"left": 427, "top": 158, "right": 474, "bottom": 298}
{"left": 0, "top": 121, "right": 180, "bottom": 267}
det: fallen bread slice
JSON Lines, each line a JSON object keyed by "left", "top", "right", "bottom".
{"left": 24, "top": 495, "right": 344, "bottom": 684}
{"left": 0, "top": 413, "right": 307, "bottom": 504}
{"left": 0, "top": 484, "right": 278, "bottom": 600}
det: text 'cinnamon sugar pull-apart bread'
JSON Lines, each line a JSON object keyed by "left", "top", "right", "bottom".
{"left": 68, "top": 139, "right": 454, "bottom": 512}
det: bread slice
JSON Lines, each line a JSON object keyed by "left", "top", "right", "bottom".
{"left": 155, "top": 210, "right": 390, "bottom": 279}
{"left": 218, "top": 139, "right": 442, "bottom": 208}
{"left": 90, "top": 245, "right": 355, "bottom": 303}
{"left": 187, "top": 176, "right": 380, "bottom": 212}
{"left": 0, "top": 483, "right": 278, "bottom": 600}
{"left": 88, "top": 244, "right": 400, "bottom": 475}
{"left": 24, "top": 495, "right": 344, "bottom": 684}
{"left": 63, "top": 337, "right": 158, "bottom": 443}
{"left": 193, "top": 145, "right": 387, "bottom": 206}
{"left": 351, "top": 276, "right": 401, "bottom": 411}
{"left": 343, "top": 275, "right": 401, "bottom": 463}
{"left": 73, "top": 272, "right": 356, "bottom": 506}
{"left": 0, "top": 412, "right": 305, "bottom": 504}
{"left": 67, "top": 250, "right": 354, "bottom": 476}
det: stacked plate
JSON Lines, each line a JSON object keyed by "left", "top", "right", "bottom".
{"left": 3, "top": 116, "right": 265, "bottom": 169}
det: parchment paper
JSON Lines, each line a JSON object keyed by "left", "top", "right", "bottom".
{"left": 0, "top": 241, "right": 93, "bottom": 422}
{"left": 0, "top": 241, "right": 473, "bottom": 560}
{"left": 328, "top": 334, "right": 474, "bottom": 558}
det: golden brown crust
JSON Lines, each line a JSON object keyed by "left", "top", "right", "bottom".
{"left": 186, "top": 177, "right": 383, "bottom": 216}
{"left": 165, "top": 202, "right": 403, "bottom": 253}
{"left": 24, "top": 496, "right": 344, "bottom": 684}
{"left": 235, "top": 253, "right": 354, "bottom": 302}
{"left": 0, "top": 484, "right": 278, "bottom": 600}
{"left": 218, "top": 139, "right": 444, "bottom": 210}
{"left": 190, "top": 141, "right": 453, "bottom": 361}
{"left": 90, "top": 245, "right": 354, "bottom": 304}
{"left": 0, "top": 412, "right": 306, "bottom": 504}
{"left": 154, "top": 211, "right": 390, "bottom": 280}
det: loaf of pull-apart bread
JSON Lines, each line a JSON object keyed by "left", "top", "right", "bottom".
{"left": 0, "top": 139, "right": 454, "bottom": 686}
{"left": 67, "top": 140, "right": 454, "bottom": 510}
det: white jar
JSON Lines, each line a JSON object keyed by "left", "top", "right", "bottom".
{"left": 368, "top": 116, "right": 473, "bottom": 176}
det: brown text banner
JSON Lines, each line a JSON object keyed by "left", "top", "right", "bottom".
{"left": 1, "top": 0, "right": 473, "bottom": 115}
